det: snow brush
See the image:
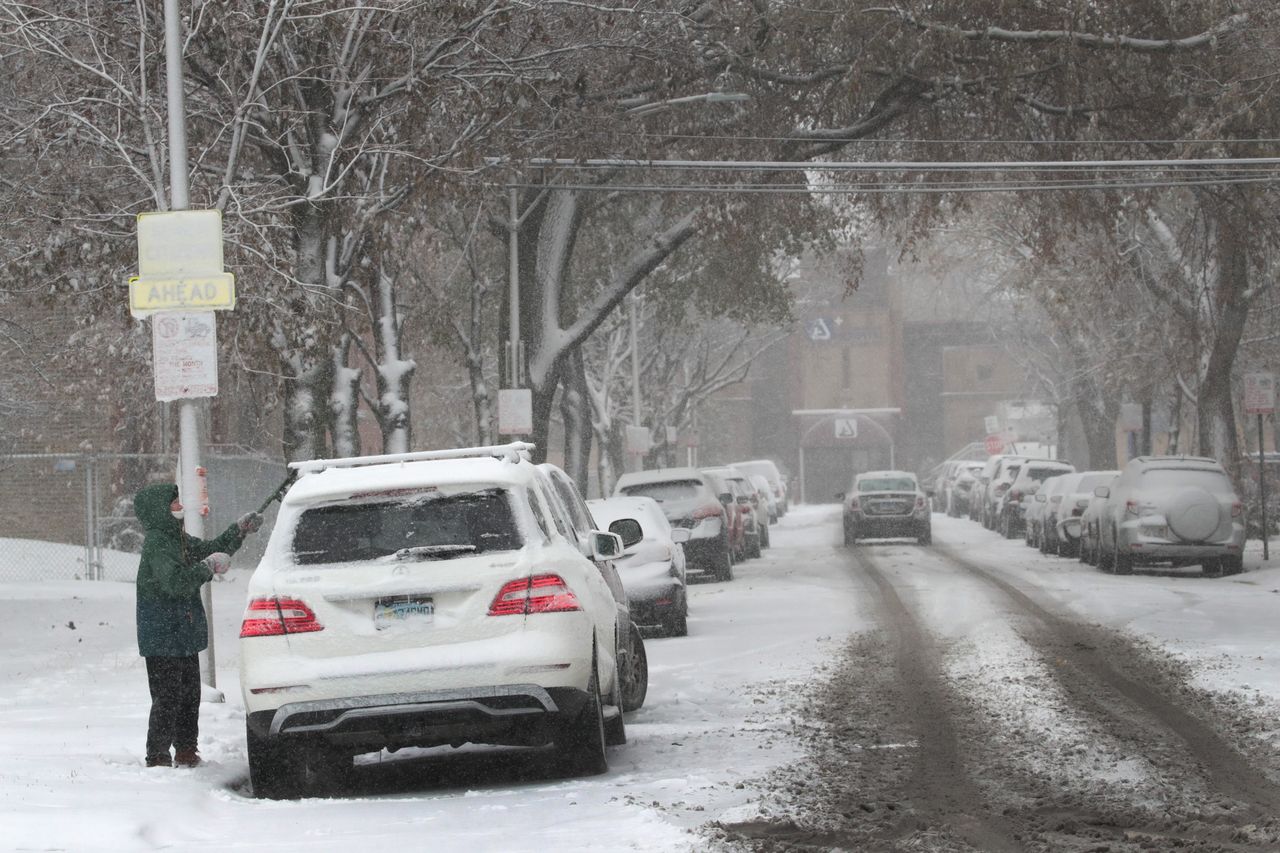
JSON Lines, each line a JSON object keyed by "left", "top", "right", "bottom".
{"left": 256, "top": 470, "right": 298, "bottom": 515}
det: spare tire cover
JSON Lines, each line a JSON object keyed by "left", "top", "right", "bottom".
{"left": 1166, "top": 487, "right": 1221, "bottom": 541}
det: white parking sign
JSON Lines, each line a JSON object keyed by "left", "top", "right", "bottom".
{"left": 152, "top": 312, "right": 218, "bottom": 401}
{"left": 1244, "top": 373, "right": 1276, "bottom": 415}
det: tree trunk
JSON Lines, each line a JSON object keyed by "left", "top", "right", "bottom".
{"left": 1196, "top": 202, "right": 1249, "bottom": 480}
{"left": 1076, "top": 390, "right": 1120, "bottom": 469}
{"left": 330, "top": 332, "right": 362, "bottom": 458}
{"left": 560, "top": 349, "right": 593, "bottom": 494}
{"left": 280, "top": 206, "right": 336, "bottom": 461}
{"left": 372, "top": 266, "right": 415, "bottom": 454}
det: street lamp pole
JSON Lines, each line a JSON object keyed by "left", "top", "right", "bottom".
{"left": 163, "top": 0, "right": 216, "bottom": 690}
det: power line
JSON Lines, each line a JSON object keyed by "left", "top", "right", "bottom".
{"left": 493, "top": 175, "right": 1277, "bottom": 194}
{"left": 514, "top": 156, "right": 1280, "bottom": 172}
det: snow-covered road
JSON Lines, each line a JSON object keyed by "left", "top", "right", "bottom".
{"left": 2, "top": 506, "right": 1278, "bottom": 851}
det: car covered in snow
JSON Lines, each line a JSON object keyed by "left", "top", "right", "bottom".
{"left": 842, "top": 470, "right": 932, "bottom": 546}
{"left": 614, "top": 466, "right": 735, "bottom": 582}
{"left": 947, "top": 461, "right": 986, "bottom": 518}
{"left": 1024, "top": 473, "right": 1068, "bottom": 549}
{"left": 729, "top": 458, "right": 788, "bottom": 517}
{"left": 587, "top": 496, "right": 690, "bottom": 637}
{"left": 1094, "top": 456, "right": 1245, "bottom": 576}
{"left": 996, "top": 459, "right": 1075, "bottom": 539}
{"left": 238, "top": 443, "right": 634, "bottom": 799}
{"left": 1046, "top": 470, "right": 1119, "bottom": 557}
{"left": 702, "top": 466, "right": 764, "bottom": 560}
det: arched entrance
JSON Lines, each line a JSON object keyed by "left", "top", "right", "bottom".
{"left": 792, "top": 408, "right": 900, "bottom": 503}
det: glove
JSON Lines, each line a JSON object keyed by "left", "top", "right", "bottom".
{"left": 237, "top": 512, "right": 263, "bottom": 534}
{"left": 203, "top": 553, "right": 231, "bottom": 575}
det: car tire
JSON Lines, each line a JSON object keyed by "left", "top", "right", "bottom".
{"left": 760, "top": 523, "right": 771, "bottom": 550}
{"left": 1113, "top": 537, "right": 1133, "bottom": 575}
{"left": 1096, "top": 536, "right": 1113, "bottom": 572}
{"left": 712, "top": 543, "right": 733, "bottom": 582}
{"left": 619, "top": 628, "right": 648, "bottom": 712}
{"left": 667, "top": 608, "right": 688, "bottom": 638}
{"left": 918, "top": 526, "right": 931, "bottom": 546}
{"left": 1221, "top": 554, "right": 1244, "bottom": 576}
{"left": 1002, "top": 515, "right": 1017, "bottom": 540}
{"left": 603, "top": 653, "right": 626, "bottom": 747}
{"left": 749, "top": 535, "right": 762, "bottom": 560}
{"left": 557, "top": 647, "right": 608, "bottom": 776}
{"left": 246, "top": 721, "right": 303, "bottom": 800}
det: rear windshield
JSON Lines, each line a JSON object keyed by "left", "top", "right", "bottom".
{"left": 1140, "top": 468, "right": 1233, "bottom": 493}
{"left": 857, "top": 477, "right": 916, "bottom": 492}
{"left": 1026, "top": 467, "right": 1072, "bottom": 482}
{"left": 291, "top": 487, "right": 522, "bottom": 565}
{"left": 622, "top": 480, "right": 705, "bottom": 502}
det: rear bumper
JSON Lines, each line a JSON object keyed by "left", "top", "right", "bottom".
{"left": 847, "top": 513, "right": 929, "bottom": 538}
{"left": 246, "top": 683, "right": 588, "bottom": 752}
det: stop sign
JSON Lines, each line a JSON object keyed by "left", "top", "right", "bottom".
{"left": 984, "top": 434, "right": 1004, "bottom": 455}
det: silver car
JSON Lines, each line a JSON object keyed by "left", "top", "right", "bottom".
{"left": 1095, "top": 456, "right": 1245, "bottom": 576}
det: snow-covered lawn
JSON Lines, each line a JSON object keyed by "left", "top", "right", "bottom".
{"left": 1, "top": 506, "right": 1277, "bottom": 851}
{"left": 0, "top": 506, "right": 867, "bottom": 852}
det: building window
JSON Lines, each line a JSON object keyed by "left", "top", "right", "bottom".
{"left": 976, "top": 364, "right": 993, "bottom": 383}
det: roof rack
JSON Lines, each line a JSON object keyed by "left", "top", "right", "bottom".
{"left": 289, "top": 442, "right": 536, "bottom": 474}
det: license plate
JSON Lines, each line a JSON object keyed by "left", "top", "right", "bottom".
{"left": 373, "top": 595, "right": 434, "bottom": 629}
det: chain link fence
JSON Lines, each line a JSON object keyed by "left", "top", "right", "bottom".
{"left": 0, "top": 450, "right": 286, "bottom": 582}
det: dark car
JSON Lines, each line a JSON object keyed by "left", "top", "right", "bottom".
{"left": 842, "top": 470, "right": 932, "bottom": 546}
{"left": 613, "top": 466, "right": 734, "bottom": 582}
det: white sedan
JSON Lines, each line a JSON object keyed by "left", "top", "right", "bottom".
{"left": 588, "top": 496, "right": 690, "bottom": 637}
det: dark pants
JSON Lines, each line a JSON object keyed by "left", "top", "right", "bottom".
{"left": 145, "top": 655, "right": 201, "bottom": 757}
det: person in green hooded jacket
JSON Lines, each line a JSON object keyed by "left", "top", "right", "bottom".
{"left": 134, "top": 482, "right": 263, "bottom": 768}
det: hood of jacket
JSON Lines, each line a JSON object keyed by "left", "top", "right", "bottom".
{"left": 134, "top": 483, "right": 182, "bottom": 537}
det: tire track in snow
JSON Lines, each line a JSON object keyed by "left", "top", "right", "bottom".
{"left": 934, "top": 543, "right": 1280, "bottom": 818}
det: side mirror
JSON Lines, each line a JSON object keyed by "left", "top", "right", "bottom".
{"left": 835, "top": 491, "right": 845, "bottom": 501}
{"left": 670, "top": 528, "right": 691, "bottom": 544}
{"left": 926, "top": 489, "right": 936, "bottom": 498}
{"left": 607, "top": 518, "right": 644, "bottom": 549}
{"left": 1094, "top": 486, "right": 1110, "bottom": 499}
{"left": 589, "top": 530, "right": 624, "bottom": 561}
{"left": 736, "top": 495, "right": 749, "bottom": 505}
{"left": 719, "top": 492, "right": 733, "bottom": 504}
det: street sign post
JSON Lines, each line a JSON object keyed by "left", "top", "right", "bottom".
{"left": 834, "top": 417, "right": 858, "bottom": 439}
{"left": 130, "top": 210, "right": 236, "bottom": 317}
{"left": 152, "top": 312, "right": 218, "bottom": 401}
{"left": 1244, "top": 373, "right": 1275, "bottom": 560}
{"left": 497, "top": 388, "right": 533, "bottom": 435}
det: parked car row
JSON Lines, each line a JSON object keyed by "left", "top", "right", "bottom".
{"left": 1006, "top": 454, "right": 1248, "bottom": 577}
{"left": 612, "top": 461, "right": 781, "bottom": 592}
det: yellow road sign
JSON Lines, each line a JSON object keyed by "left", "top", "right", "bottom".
{"left": 130, "top": 273, "right": 236, "bottom": 313}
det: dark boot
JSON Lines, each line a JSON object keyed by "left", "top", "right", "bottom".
{"left": 146, "top": 753, "right": 173, "bottom": 768}
{"left": 174, "top": 748, "right": 202, "bottom": 768}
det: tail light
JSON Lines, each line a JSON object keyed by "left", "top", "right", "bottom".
{"left": 1125, "top": 500, "right": 1139, "bottom": 515}
{"left": 240, "top": 597, "right": 324, "bottom": 637}
{"left": 1010, "top": 489, "right": 1023, "bottom": 502}
{"left": 995, "top": 483, "right": 1010, "bottom": 494}
{"left": 915, "top": 496, "right": 925, "bottom": 509}
{"left": 692, "top": 504, "right": 722, "bottom": 521}
{"left": 1231, "top": 502, "right": 1243, "bottom": 517}
{"left": 488, "top": 574, "right": 581, "bottom": 616}
{"left": 849, "top": 498, "right": 860, "bottom": 511}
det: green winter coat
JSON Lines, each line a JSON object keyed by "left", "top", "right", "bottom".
{"left": 134, "top": 483, "right": 244, "bottom": 658}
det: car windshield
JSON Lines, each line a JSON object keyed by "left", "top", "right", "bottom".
{"left": 857, "top": 477, "right": 916, "bottom": 492}
{"left": 620, "top": 480, "right": 703, "bottom": 502}
{"left": 1141, "top": 468, "right": 1233, "bottom": 493}
{"left": 291, "top": 487, "right": 522, "bottom": 565}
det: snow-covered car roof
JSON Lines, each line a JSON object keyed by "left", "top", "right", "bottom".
{"left": 1131, "top": 455, "right": 1222, "bottom": 471}
{"left": 284, "top": 455, "right": 535, "bottom": 507}
{"left": 614, "top": 467, "right": 708, "bottom": 489}
{"left": 856, "top": 470, "right": 918, "bottom": 482}
{"left": 587, "top": 496, "right": 667, "bottom": 531}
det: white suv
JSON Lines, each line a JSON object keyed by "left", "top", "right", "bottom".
{"left": 239, "top": 443, "right": 631, "bottom": 798}
{"left": 1095, "top": 456, "right": 1245, "bottom": 576}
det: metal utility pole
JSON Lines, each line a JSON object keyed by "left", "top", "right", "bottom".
{"left": 163, "top": 0, "right": 216, "bottom": 690}
{"left": 508, "top": 187, "right": 521, "bottom": 387}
